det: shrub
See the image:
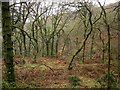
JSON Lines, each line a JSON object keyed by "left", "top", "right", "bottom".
{"left": 68, "top": 76, "right": 81, "bottom": 88}
{"left": 97, "top": 73, "right": 117, "bottom": 88}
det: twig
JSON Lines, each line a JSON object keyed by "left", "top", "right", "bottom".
{"left": 41, "top": 64, "right": 54, "bottom": 72}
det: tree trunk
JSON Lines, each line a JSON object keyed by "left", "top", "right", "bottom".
{"left": 101, "top": 44, "right": 105, "bottom": 63}
{"left": 2, "top": 2, "right": 16, "bottom": 87}
{"left": 28, "top": 38, "right": 31, "bottom": 55}
{"left": 55, "top": 34, "right": 60, "bottom": 57}
{"left": 35, "top": 25, "right": 39, "bottom": 53}
{"left": 99, "top": 29, "right": 105, "bottom": 63}
{"left": 90, "top": 32, "right": 95, "bottom": 60}
{"left": 41, "top": 40, "right": 45, "bottom": 57}
{"left": 46, "top": 41, "right": 49, "bottom": 56}
{"left": 23, "top": 33, "right": 27, "bottom": 56}
{"left": 107, "top": 24, "right": 111, "bottom": 89}
{"left": 82, "top": 22, "right": 87, "bottom": 63}
{"left": 19, "top": 39, "right": 22, "bottom": 55}
{"left": 51, "top": 36, "right": 54, "bottom": 57}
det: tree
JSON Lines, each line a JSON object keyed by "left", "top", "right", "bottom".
{"left": 98, "top": 27, "right": 105, "bottom": 63}
{"left": 68, "top": 1, "right": 103, "bottom": 70}
{"left": 98, "top": 1, "right": 111, "bottom": 89}
{"left": 2, "top": 1, "right": 16, "bottom": 87}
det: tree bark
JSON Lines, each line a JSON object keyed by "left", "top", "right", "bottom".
{"left": 2, "top": 2, "right": 16, "bottom": 87}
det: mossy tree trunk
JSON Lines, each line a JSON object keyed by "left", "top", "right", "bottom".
{"left": 2, "top": 2, "right": 16, "bottom": 87}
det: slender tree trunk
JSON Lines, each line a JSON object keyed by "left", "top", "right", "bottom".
{"left": 68, "top": 7, "right": 93, "bottom": 70}
{"left": 51, "top": 36, "right": 54, "bottom": 57}
{"left": 28, "top": 38, "right": 31, "bottom": 55}
{"left": 16, "top": 34, "right": 23, "bottom": 55}
{"left": 2, "top": 2, "right": 16, "bottom": 87}
{"left": 75, "top": 37, "right": 79, "bottom": 49}
{"left": 97, "top": 2, "right": 111, "bottom": 88}
{"left": 82, "top": 30, "right": 86, "bottom": 63}
{"left": 101, "top": 37, "right": 105, "bottom": 64}
{"left": 99, "top": 29, "right": 105, "bottom": 63}
{"left": 82, "top": 21, "right": 87, "bottom": 63}
{"left": 107, "top": 24, "right": 111, "bottom": 89}
{"left": 46, "top": 41, "right": 49, "bottom": 56}
{"left": 42, "top": 40, "right": 45, "bottom": 57}
{"left": 35, "top": 25, "right": 39, "bottom": 53}
{"left": 19, "top": 39, "right": 22, "bottom": 55}
{"left": 90, "top": 32, "right": 95, "bottom": 60}
{"left": 23, "top": 33, "right": 27, "bottom": 56}
{"left": 55, "top": 34, "right": 60, "bottom": 57}
{"left": 33, "top": 40, "right": 38, "bottom": 63}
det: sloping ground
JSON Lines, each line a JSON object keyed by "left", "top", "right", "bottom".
{"left": 2, "top": 56, "right": 118, "bottom": 88}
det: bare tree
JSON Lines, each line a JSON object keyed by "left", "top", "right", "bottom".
{"left": 98, "top": 1, "right": 112, "bottom": 89}
{"left": 68, "top": 1, "right": 103, "bottom": 70}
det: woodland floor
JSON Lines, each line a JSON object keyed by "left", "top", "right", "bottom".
{"left": 2, "top": 55, "right": 119, "bottom": 88}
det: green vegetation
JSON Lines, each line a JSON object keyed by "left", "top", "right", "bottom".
{"left": 97, "top": 73, "right": 118, "bottom": 88}
{"left": 68, "top": 76, "right": 81, "bottom": 88}
{"left": 1, "top": 0, "right": 120, "bottom": 89}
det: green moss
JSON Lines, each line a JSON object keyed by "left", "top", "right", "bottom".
{"left": 23, "top": 64, "right": 49, "bottom": 71}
